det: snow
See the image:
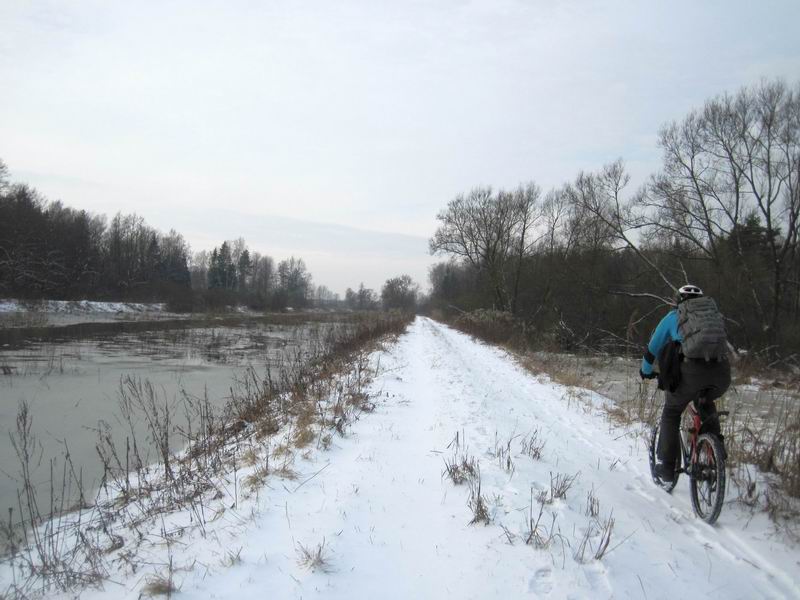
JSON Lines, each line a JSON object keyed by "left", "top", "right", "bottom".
{"left": 0, "top": 299, "right": 178, "bottom": 328}
{"left": 4, "top": 317, "right": 800, "bottom": 599}
{"left": 0, "top": 299, "right": 167, "bottom": 314}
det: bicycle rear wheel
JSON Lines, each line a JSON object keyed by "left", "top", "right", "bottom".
{"left": 690, "top": 433, "right": 726, "bottom": 524}
{"left": 648, "top": 424, "right": 679, "bottom": 493}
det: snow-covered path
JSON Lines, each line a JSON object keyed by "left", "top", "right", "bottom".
{"left": 73, "top": 318, "right": 800, "bottom": 599}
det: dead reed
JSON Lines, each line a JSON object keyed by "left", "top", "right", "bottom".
{"left": 1, "top": 312, "right": 412, "bottom": 598}
{"left": 442, "top": 313, "right": 800, "bottom": 533}
{"left": 296, "top": 538, "right": 332, "bottom": 573}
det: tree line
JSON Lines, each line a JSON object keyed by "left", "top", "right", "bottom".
{"left": 0, "top": 170, "right": 192, "bottom": 304}
{"left": 429, "top": 78, "right": 800, "bottom": 358}
{"left": 189, "top": 239, "right": 317, "bottom": 310}
{"left": 0, "top": 161, "right": 421, "bottom": 313}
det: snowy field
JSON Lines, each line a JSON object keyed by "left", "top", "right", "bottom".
{"left": 0, "top": 300, "right": 167, "bottom": 314}
{"left": 3, "top": 317, "right": 799, "bottom": 599}
{"left": 0, "top": 299, "right": 177, "bottom": 328}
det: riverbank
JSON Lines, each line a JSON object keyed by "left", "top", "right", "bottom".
{"left": 4, "top": 317, "right": 797, "bottom": 599}
{"left": 0, "top": 312, "right": 412, "bottom": 598}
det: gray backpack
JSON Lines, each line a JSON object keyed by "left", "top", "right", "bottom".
{"left": 677, "top": 297, "right": 728, "bottom": 361}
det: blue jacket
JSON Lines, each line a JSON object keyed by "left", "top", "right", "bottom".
{"left": 641, "top": 310, "right": 682, "bottom": 375}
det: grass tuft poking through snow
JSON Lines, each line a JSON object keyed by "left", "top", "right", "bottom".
{"left": 3, "top": 316, "right": 799, "bottom": 599}
{"left": 445, "top": 312, "right": 800, "bottom": 537}
{"left": 519, "top": 428, "right": 545, "bottom": 460}
{"left": 442, "top": 452, "right": 478, "bottom": 486}
{"left": 466, "top": 465, "right": 491, "bottom": 525}
{"left": 296, "top": 538, "right": 332, "bottom": 573}
{"left": 534, "top": 471, "right": 579, "bottom": 505}
{"left": 141, "top": 557, "right": 179, "bottom": 598}
{"left": 523, "top": 488, "right": 566, "bottom": 561}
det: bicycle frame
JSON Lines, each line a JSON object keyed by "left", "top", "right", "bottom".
{"left": 678, "top": 399, "right": 728, "bottom": 476}
{"left": 649, "top": 392, "right": 729, "bottom": 524}
{"left": 678, "top": 402, "right": 702, "bottom": 475}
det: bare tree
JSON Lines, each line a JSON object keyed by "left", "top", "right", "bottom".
{"left": 429, "top": 184, "right": 542, "bottom": 313}
{"left": 428, "top": 79, "right": 800, "bottom": 354}
{"left": 251, "top": 253, "right": 275, "bottom": 298}
{"left": 189, "top": 250, "right": 209, "bottom": 290}
{"left": 277, "top": 256, "right": 312, "bottom": 308}
{"left": 381, "top": 274, "right": 419, "bottom": 312}
{"left": 564, "top": 160, "right": 677, "bottom": 301}
{"left": 509, "top": 183, "right": 542, "bottom": 313}
{"left": 315, "top": 285, "right": 338, "bottom": 307}
{"left": 356, "top": 283, "right": 378, "bottom": 310}
{"left": 645, "top": 79, "right": 800, "bottom": 338}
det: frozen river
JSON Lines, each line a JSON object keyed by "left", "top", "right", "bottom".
{"left": 0, "top": 318, "right": 341, "bottom": 519}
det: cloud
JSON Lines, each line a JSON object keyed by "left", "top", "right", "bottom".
{"left": 1, "top": 0, "right": 799, "bottom": 296}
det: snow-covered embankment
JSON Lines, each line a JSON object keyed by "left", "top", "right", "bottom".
{"left": 9, "top": 317, "right": 799, "bottom": 599}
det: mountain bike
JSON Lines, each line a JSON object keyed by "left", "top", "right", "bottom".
{"left": 648, "top": 395, "right": 728, "bottom": 524}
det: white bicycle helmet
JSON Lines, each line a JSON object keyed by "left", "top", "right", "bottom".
{"left": 677, "top": 284, "right": 703, "bottom": 302}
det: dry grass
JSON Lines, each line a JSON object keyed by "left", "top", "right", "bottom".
{"left": 1, "top": 312, "right": 413, "bottom": 597}
{"left": 520, "top": 342, "right": 800, "bottom": 523}
{"left": 523, "top": 488, "right": 566, "bottom": 559}
{"left": 439, "top": 432, "right": 490, "bottom": 525}
{"left": 519, "top": 353, "right": 587, "bottom": 388}
{"left": 442, "top": 452, "right": 479, "bottom": 486}
{"left": 467, "top": 467, "right": 490, "bottom": 525}
{"left": 273, "top": 461, "right": 298, "bottom": 481}
{"left": 220, "top": 547, "right": 243, "bottom": 568}
{"left": 721, "top": 387, "right": 800, "bottom": 536}
{"left": 520, "top": 429, "right": 546, "bottom": 461}
{"left": 593, "top": 513, "right": 615, "bottom": 560}
{"left": 585, "top": 487, "right": 600, "bottom": 518}
{"left": 296, "top": 538, "right": 332, "bottom": 572}
{"left": 243, "top": 465, "right": 270, "bottom": 492}
{"left": 318, "top": 433, "right": 333, "bottom": 451}
{"left": 492, "top": 432, "right": 517, "bottom": 475}
{"left": 240, "top": 447, "right": 261, "bottom": 468}
{"left": 272, "top": 441, "right": 293, "bottom": 458}
{"left": 293, "top": 425, "right": 316, "bottom": 448}
{"left": 141, "top": 575, "right": 178, "bottom": 597}
{"left": 141, "top": 558, "right": 178, "bottom": 598}
{"left": 573, "top": 511, "right": 615, "bottom": 564}
{"left": 548, "top": 471, "right": 579, "bottom": 503}
{"left": 444, "top": 312, "right": 800, "bottom": 535}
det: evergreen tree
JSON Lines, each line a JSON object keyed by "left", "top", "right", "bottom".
{"left": 208, "top": 248, "right": 221, "bottom": 288}
{"left": 238, "top": 248, "right": 251, "bottom": 292}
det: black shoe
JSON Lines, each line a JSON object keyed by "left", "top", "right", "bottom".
{"left": 656, "top": 462, "right": 675, "bottom": 482}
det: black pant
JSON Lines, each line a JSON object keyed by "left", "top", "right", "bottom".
{"left": 657, "top": 358, "right": 731, "bottom": 467}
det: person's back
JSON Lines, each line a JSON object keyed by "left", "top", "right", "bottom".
{"left": 640, "top": 284, "right": 731, "bottom": 481}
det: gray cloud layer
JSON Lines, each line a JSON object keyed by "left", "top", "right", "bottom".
{"left": 2, "top": 0, "right": 799, "bottom": 294}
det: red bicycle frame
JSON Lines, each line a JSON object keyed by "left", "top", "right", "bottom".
{"left": 682, "top": 399, "right": 725, "bottom": 475}
{"left": 688, "top": 403, "right": 702, "bottom": 465}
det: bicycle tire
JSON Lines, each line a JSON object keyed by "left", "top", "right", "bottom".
{"left": 648, "top": 424, "right": 679, "bottom": 493}
{"left": 689, "top": 433, "right": 726, "bottom": 524}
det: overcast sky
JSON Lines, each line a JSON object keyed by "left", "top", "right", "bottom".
{"left": 2, "top": 0, "right": 799, "bottom": 295}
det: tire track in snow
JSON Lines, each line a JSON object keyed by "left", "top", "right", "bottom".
{"left": 419, "top": 318, "right": 799, "bottom": 599}
{"left": 119, "top": 317, "right": 799, "bottom": 600}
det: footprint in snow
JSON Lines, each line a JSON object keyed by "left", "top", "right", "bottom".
{"left": 582, "top": 563, "right": 612, "bottom": 595}
{"left": 624, "top": 482, "right": 655, "bottom": 502}
{"left": 528, "top": 567, "right": 554, "bottom": 595}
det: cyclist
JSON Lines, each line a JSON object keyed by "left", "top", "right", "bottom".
{"left": 640, "top": 284, "right": 731, "bottom": 481}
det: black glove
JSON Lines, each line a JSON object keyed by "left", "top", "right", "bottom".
{"left": 640, "top": 369, "right": 657, "bottom": 380}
